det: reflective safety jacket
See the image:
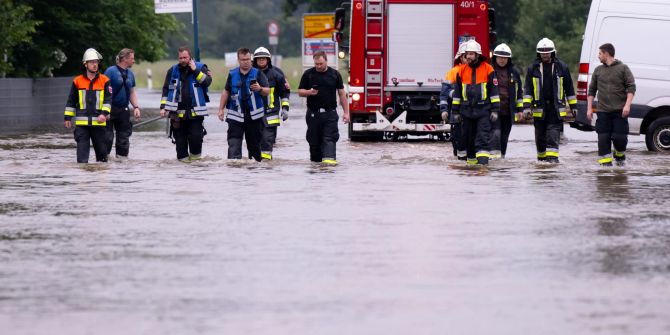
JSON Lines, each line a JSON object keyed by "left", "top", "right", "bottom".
{"left": 259, "top": 65, "right": 289, "bottom": 127}
{"left": 452, "top": 61, "right": 500, "bottom": 118}
{"left": 523, "top": 58, "right": 577, "bottom": 120}
{"left": 492, "top": 62, "right": 524, "bottom": 119}
{"left": 162, "top": 62, "right": 209, "bottom": 118}
{"left": 225, "top": 67, "right": 266, "bottom": 123}
{"left": 440, "top": 64, "right": 465, "bottom": 113}
{"left": 64, "top": 73, "right": 112, "bottom": 126}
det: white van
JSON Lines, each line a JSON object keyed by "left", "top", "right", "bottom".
{"left": 570, "top": 0, "right": 670, "bottom": 151}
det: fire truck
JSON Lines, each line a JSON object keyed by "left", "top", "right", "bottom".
{"left": 333, "top": 0, "right": 496, "bottom": 141}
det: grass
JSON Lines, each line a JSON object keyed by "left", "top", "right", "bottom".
{"left": 132, "top": 57, "right": 347, "bottom": 92}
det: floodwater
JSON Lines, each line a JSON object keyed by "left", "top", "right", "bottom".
{"left": 1, "top": 104, "right": 670, "bottom": 335}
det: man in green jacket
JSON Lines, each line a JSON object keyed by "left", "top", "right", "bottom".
{"left": 587, "top": 43, "right": 636, "bottom": 166}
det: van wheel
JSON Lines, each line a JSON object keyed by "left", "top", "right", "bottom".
{"left": 645, "top": 116, "right": 670, "bottom": 151}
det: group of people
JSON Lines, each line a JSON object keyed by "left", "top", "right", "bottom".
{"left": 441, "top": 37, "right": 636, "bottom": 166}
{"left": 63, "top": 46, "right": 346, "bottom": 165}
{"left": 64, "top": 38, "right": 634, "bottom": 167}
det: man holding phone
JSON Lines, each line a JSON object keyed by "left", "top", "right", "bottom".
{"left": 218, "top": 47, "right": 269, "bottom": 161}
{"left": 298, "top": 50, "right": 349, "bottom": 165}
{"left": 160, "top": 46, "right": 212, "bottom": 162}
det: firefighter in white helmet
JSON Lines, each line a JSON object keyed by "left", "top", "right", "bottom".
{"left": 489, "top": 43, "right": 524, "bottom": 159}
{"left": 440, "top": 41, "right": 469, "bottom": 159}
{"left": 451, "top": 40, "right": 501, "bottom": 165}
{"left": 63, "top": 48, "right": 112, "bottom": 163}
{"left": 252, "top": 46, "right": 291, "bottom": 160}
{"left": 523, "top": 37, "right": 577, "bottom": 163}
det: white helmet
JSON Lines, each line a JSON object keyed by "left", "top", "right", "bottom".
{"left": 253, "top": 46, "right": 271, "bottom": 59}
{"left": 454, "top": 42, "right": 468, "bottom": 60}
{"left": 536, "top": 38, "right": 556, "bottom": 54}
{"left": 463, "top": 40, "right": 482, "bottom": 55}
{"left": 82, "top": 48, "right": 102, "bottom": 64}
{"left": 493, "top": 43, "right": 512, "bottom": 58}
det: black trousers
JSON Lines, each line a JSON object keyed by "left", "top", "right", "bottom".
{"left": 227, "top": 113, "right": 262, "bottom": 161}
{"left": 306, "top": 109, "right": 339, "bottom": 162}
{"left": 74, "top": 126, "right": 108, "bottom": 163}
{"left": 534, "top": 103, "right": 562, "bottom": 158}
{"left": 260, "top": 124, "right": 278, "bottom": 156}
{"left": 451, "top": 122, "right": 466, "bottom": 157}
{"left": 595, "top": 111, "right": 628, "bottom": 158}
{"left": 105, "top": 106, "right": 132, "bottom": 157}
{"left": 490, "top": 113, "right": 513, "bottom": 156}
{"left": 173, "top": 116, "right": 204, "bottom": 160}
{"left": 462, "top": 114, "right": 491, "bottom": 160}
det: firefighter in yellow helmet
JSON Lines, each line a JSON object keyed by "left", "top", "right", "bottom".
{"left": 523, "top": 37, "right": 577, "bottom": 163}
{"left": 63, "top": 48, "right": 112, "bottom": 163}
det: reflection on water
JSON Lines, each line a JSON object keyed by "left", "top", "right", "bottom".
{"left": 1, "top": 119, "right": 670, "bottom": 334}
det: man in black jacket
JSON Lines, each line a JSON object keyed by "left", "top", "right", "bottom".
{"left": 490, "top": 43, "right": 524, "bottom": 159}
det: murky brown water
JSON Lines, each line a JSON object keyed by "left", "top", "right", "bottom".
{"left": 1, "top": 104, "right": 670, "bottom": 334}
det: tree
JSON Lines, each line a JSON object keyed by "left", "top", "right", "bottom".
{"left": 9, "top": 0, "right": 180, "bottom": 77}
{"left": 0, "top": 0, "right": 39, "bottom": 76}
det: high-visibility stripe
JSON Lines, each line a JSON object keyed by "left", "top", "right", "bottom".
{"left": 546, "top": 150, "right": 559, "bottom": 157}
{"left": 452, "top": 98, "right": 461, "bottom": 105}
{"left": 78, "top": 90, "right": 85, "bottom": 109}
{"left": 533, "top": 109, "right": 543, "bottom": 118}
{"left": 598, "top": 156, "right": 613, "bottom": 164}
{"left": 558, "top": 77, "right": 564, "bottom": 100}
{"left": 567, "top": 96, "right": 577, "bottom": 105}
{"left": 537, "top": 152, "right": 547, "bottom": 159}
{"left": 481, "top": 83, "right": 487, "bottom": 100}
{"left": 261, "top": 152, "right": 272, "bottom": 160}
{"left": 322, "top": 159, "right": 337, "bottom": 165}
{"left": 281, "top": 98, "right": 289, "bottom": 107}
{"left": 490, "top": 95, "right": 500, "bottom": 104}
{"left": 98, "top": 89, "right": 104, "bottom": 111}
{"left": 516, "top": 99, "right": 524, "bottom": 108}
{"left": 64, "top": 111, "right": 75, "bottom": 117}
{"left": 523, "top": 95, "right": 532, "bottom": 104}
{"left": 614, "top": 150, "right": 626, "bottom": 158}
{"left": 267, "top": 118, "right": 280, "bottom": 125}
{"left": 532, "top": 78, "right": 540, "bottom": 101}
{"left": 466, "top": 158, "right": 478, "bottom": 165}
{"left": 269, "top": 87, "right": 275, "bottom": 109}
{"left": 559, "top": 109, "right": 567, "bottom": 117}
{"left": 475, "top": 151, "right": 490, "bottom": 158}
{"left": 462, "top": 85, "right": 468, "bottom": 101}
{"left": 439, "top": 100, "right": 448, "bottom": 105}
{"left": 196, "top": 71, "right": 206, "bottom": 82}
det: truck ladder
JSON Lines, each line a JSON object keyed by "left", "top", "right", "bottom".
{"left": 364, "top": 0, "right": 384, "bottom": 109}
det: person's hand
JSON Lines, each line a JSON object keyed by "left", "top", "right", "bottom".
{"left": 441, "top": 111, "right": 449, "bottom": 122}
{"left": 64, "top": 120, "right": 72, "bottom": 128}
{"left": 189, "top": 59, "right": 196, "bottom": 71}
{"left": 280, "top": 109, "right": 289, "bottom": 121}
{"left": 515, "top": 112, "right": 524, "bottom": 123}
{"left": 310, "top": 88, "right": 319, "bottom": 95}
{"left": 133, "top": 107, "right": 141, "bottom": 121}
{"left": 523, "top": 108, "right": 532, "bottom": 120}
{"left": 586, "top": 107, "right": 593, "bottom": 122}
{"left": 622, "top": 104, "right": 631, "bottom": 118}
{"left": 250, "top": 82, "right": 261, "bottom": 92}
{"left": 284, "top": 81, "right": 291, "bottom": 90}
{"left": 160, "top": 109, "right": 167, "bottom": 117}
{"left": 571, "top": 109, "right": 578, "bottom": 118}
{"left": 343, "top": 112, "right": 350, "bottom": 124}
{"left": 218, "top": 109, "right": 225, "bottom": 121}
{"left": 490, "top": 111, "right": 498, "bottom": 122}
{"left": 452, "top": 113, "right": 462, "bottom": 123}
{"left": 97, "top": 114, "right": 107, "bottom": 123}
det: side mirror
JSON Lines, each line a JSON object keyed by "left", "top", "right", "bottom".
{"left": 334, "top": 7, "right": 346, "bottom": 31}
{"left": 332, "top": 31, "right": 343, "bottom": 43}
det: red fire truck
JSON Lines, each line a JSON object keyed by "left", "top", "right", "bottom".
{"left": 334, "top": 0, "right": 496, "bottom": 140}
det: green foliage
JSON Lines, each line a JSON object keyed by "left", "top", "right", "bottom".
{"left": 9, "top": 0, "right": 180, "bottom": 77}
{"left": 0, "top": 0, "right": 39, "bottom": 76}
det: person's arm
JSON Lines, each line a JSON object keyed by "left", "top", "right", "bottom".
{"left": 523, "top": 66, "right": 533, "bottom": 109}
{"left": 276, "top": 72, "right": 290, "bottom": 111}
{"left": 251, "top": 71, "right": 270, "bottom": 96}
{"left": 563, "top": 62, "right": 577, "bottom": 110}
{"left": 488, "top": 72, "right": 500, "bottom": 121}
{"left": 218, "top": 75, "right": 231, "bottom": 121}
{"left": 129, "top": 88, "right": 140, "bottom": 119}
{"left": 64, "top": 82, "right": 77, "bottom": 128}
{"left": 622, "top": 65, "right": 636, "bottom": 118}
{"left": 159, "top": 68, "right": 171, "bottom": 117}
{"left": 297, "top": 71, "right": 316, "bottom": 97}
{"left": 338, "top": 88, "right": 349, "bottom": 123}
{"left": 587, "top": 69, "right": 598, "bottom": 122}
{"left": 100, "top": 80, "right": 112, "bottom": 123}
{"left": 195, "top": 64, "right": 212, "bottom": 88}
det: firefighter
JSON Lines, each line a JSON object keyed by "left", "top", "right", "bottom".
{"left": 523, "top": 38, "right": 577, "bottom": 163}
{"left": 451, "top": 40, "right": 500, "bottom": 165}
{"left": 217, "top": 47, "right": 269, "bottom": 162}
{"left": 440, "top": 42, "right": 468, "bottom": 160}
{"left": 160, "top": 46, "right": 212, "bottom": 162}
{"left": 586, "top": 43, "right": 636, "bottom": 166}
{"left": 104, "top": 48, "right": 141, "bottom": 160}
{"left": 298, "top": 50, "right": 349, "bottom": 165}
{"left": 64, "top": 48, "right": 112, "bottom": 163}
{"left": 252, "top": 47, "right": 290, "bottom": 160}
{"left": 490, "top": 43, "right": 524, "bottom": 158}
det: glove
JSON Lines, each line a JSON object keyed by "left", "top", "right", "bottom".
{"left": 441, "top": 111, "right": 449, "bottom": 122}
{"left": 452, "top": 113, "right": 462, "bottom": 124}
{"left": 523, "top": 108, "right": 532, "bottom": 120}
{"left": 280, "top": 109, "right": 289, "bottom": 121}
{"left": 490, "top": 111, "right": 498, "bottom": 122}
{"left": 571, "top": 109, "right": 578, "bottom": 118}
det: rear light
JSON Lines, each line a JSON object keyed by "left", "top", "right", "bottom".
{"left": 352, "top": 93, "right": 361, "bottom": 101}
{"left": 577, "top": 63, "right": 589, "bottom": 101}
{"left": 385, "top": 107, "right": 394, "bottom": 115}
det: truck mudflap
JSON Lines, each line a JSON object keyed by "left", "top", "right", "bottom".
{"left": 351, "top": 111, "right": 450, "bottom": 133}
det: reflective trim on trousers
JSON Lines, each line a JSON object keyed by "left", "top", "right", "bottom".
{"left": 533, "top": 108, "right": 544, "bottom": 118}
{"left": 614, "top": 150, "right": 626, "bottom": 158}
{"left": 466, "top": 158, "right": 478, "bottom": 165}
{"left": 475, "top": 151, "right": 490, "bottom": 158}
{"left": 598, "top": 156, "right": 613, "bottom": 164}
{"left": 545, "top": 149, "right": 559, "bottom": 157}
{"left": 261, "top": 152, "right": 273, "bottom": 160}
{"left": 457, "top": 150, "right": 467, "bottom": 158}
{"left": 322, "top": 158, "right": 337, "bottom": 165}
{"left": 537, "top": 152, "right": 547, "bottom": 159}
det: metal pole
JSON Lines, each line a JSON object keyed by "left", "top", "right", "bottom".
{"left": 193, "top": 0, "right": 200, "bottom": 61}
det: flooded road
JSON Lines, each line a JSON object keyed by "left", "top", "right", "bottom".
{"left": 1, "top": 103, "right": 670, "bottom": 334}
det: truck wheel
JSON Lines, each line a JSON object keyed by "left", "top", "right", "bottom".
{"left": 645, "top": 116, "right": 670, "bottom": 151}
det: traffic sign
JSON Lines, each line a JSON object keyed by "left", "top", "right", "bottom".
{"left": 154, "top": 0, "right": 192, "bottom": 14}
{"left": 268, "top": 21, "right": 280, "bottom": 37}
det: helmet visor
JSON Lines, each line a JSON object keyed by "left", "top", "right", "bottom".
{"left": 537, "top": 47, "right": 554, "bottom": 53}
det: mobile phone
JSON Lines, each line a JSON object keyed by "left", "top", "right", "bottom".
{"left": 311, "top": 84, "right": 319, "bottom": 89}
{"left": 250, "top": 79, "right": 258, "bottom": 85}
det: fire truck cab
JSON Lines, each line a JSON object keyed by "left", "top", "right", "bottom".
{"left": 336, "top": 0, "right": 495, "bottom": 141}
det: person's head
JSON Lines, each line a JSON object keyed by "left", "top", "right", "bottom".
{"left": 178, "top": 46, "right": 192, "bottom": 67}
{"left": 454, "top": 42, "right": 468, "bottom": 65}
{"left": 536, "top": 37, "right": 556, "bottom": 63}
{"left": 82, "top": 48, "right": 102, "bottom": 74}
{"left": 465, "top": 52, "right": 477, "bottom": 64}
{"left": 116, "top": 48, "right": 135, "bottom": 69}
{"left": 463, "top": 40, "right": 483, "bottom": 65}
{"left": 237, "top": 47, "right": 253, "bottom": 71}
{"left": 313, "top": 51, "right": 328, "bottom": 72}
{"left": 493, "top": 43, "right": 512, "bottom": 67}
{"left": 253, "top": 46, "right": 272, "bottom": 69}
{"left": 598, "top": 43, "right": 615, "bottom": 64}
